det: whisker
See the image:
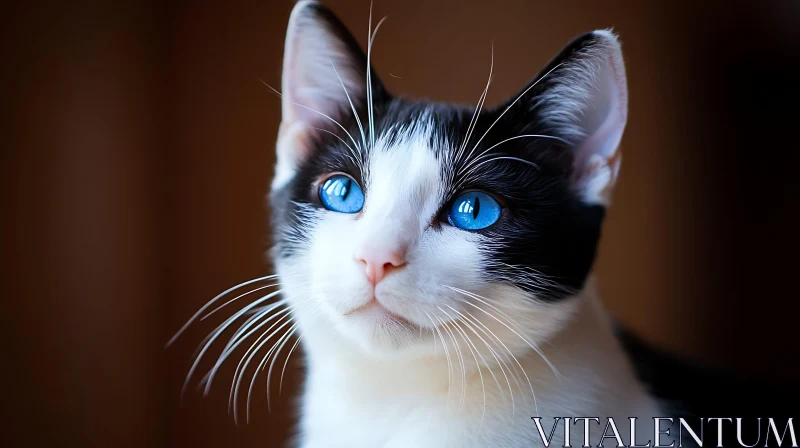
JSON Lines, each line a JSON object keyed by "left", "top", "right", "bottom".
{"left": 200, "top": 300, "right": 289, "bottom": 395}
{"left": 232, "top": 313, "right": 295, "bottom": 425}
{"left": 311, "top": 127, "right": 360, "bottom": 167}
{"left": 424, "top": 311, "right": 453, "bottom": 401}
{"left": 200, "top": 283, "right": 280, "bottom": 321}
{"left": 192, "top": 303, "right": 267, "bottom": 360}
{"left": 366, "top": 0, "right": 373, "bottom": 147}
{"left": 329, "top": 59, "right": 367, "bottom": 151}
{"left": 456, "top": 44, "right": 494, "bottom": 166}
{"left": 435, "top": 314, "right": 467, "bottom": 409}
{"left": 439, "top": 306, "right": 487, "bottom": 430}
{"left": 459, "top": 307, "right": 527, "bottom": 418}
{"left": 458, "top": 289, "right": 561, "bottom": 382}
{"left": 445, "top": 304, "right": 515, "bottom": 421}
{"left": 445, "top": 286, "right": 533, "bottom": 347}
{"left": 453, "top": 154, "right": 544, "bottom": 193}
{"left": 253, "top": 322, "right": 298, "bottom": 421}
{"left": 210, "top": 302, "right": 284, "bottom": 364}
{"left": 227, "top": 309, "right": 294, "bottom": 414}
{"left": 264, "top": 319, "right": 304, "bottom": 415}
{"left": 213, "top": 280, "right": 309, "bottom": 361}
{"left": 279, "top": 332, "right": 304, "bottom": 395}
{"left": 365, "top": 2, "right": 387, "bottom": 148}
{"left": 167, "top": 275, "right": 276, "bottom": 347}
{"left": 464, "top": 62, "right": 566, "bottom": 166}
{"left": 462, "top": 157, "right": 542, "bottom": 184}
{"left": 458, "top": 303, "right": 540, "bottom": 416}
{"left": 259, "top": 79, "right": 362, "bottom": 155}
{"left": 181, "top": 289, "right": 284, "bottom": 401}
{"left": 460, "top": 134, "right": 567, "bottom": 175}
{"left": 278, "top": 303, "right": 323, "bottom": 398}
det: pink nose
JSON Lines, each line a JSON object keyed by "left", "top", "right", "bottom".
{"left": 355, "top": 248, "right": 407, "bottom": 286}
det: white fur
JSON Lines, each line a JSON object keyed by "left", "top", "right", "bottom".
{"left": 276, "top": 119, "right": 658, "bottom": 447}
{"left": 273, "top": 4, "right": 656, "bottom": 446}
{"left": 283, "top": 260, "right": 658, "bottom": 447}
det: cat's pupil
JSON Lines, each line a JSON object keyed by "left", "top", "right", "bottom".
{"left": 339, "top": 178, "right": 350, "bottom": 200}
{"left": 472, "top": 196, "right": 481, "bottom": 220}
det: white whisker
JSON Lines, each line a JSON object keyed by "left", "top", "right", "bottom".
{"left": 181, "top": 289, "right": 284, "bottom": 401}
{"left": 456, "top": 44, "right": 494, "bottom": 166}
{"left": 424, "top": 311, "right": 453, "bottom": 401}
{"left": 279, "top": 332, "right": 304, "bottom": 395}
{"left": 445, "top": 304, "right": 516, "bottom": 421}
{"left": 446, "top": 286, "right": 533, "bottom": 348}
{"left": 232, "top": 314, "right": 295, "bottom": 425}
{"left": 464, "top": 62, "right": 565, "bottom": 166}
{"left": 460, "top": 308, "right": 527, "bottom": 417}
{"left": 258, "top": 322, "right": 299, "bottom": 420}
{"left": 463, "top": 289, "right": 561, "bottom": 382}
{"left": 458, "top": 303, "right": 539, "bottom": 416}
{"left": 366, "top": 1, "right": 387, "bottom": 148}
{"left": 447, "top": 286, "right": 558, "bottom": 378}
{"left": 167, "top": 275, "right": 276, "bottom": 347}
{"left": 259, "top": 79, "right": 362, "bottom": 154}
{"left": 227, "top": 310, "right": 294, "bottom": 413}
{"left": 310, "top": 127, "right": 360, "bottom": 167}
{"left": 200, "top": 300, "right": 289, "bottom": 395}
{"left": 439, "top": 306, "right": 487, "bottom": 430}
{"left": 460, "top": 134, "right": 567, "bottom": 175}
{"left": 200, "top": 283, "right": 279, "bottom": 321}
{"left": 329, "top": 59, "right": 367, "bottom": 151}
{"left": 435, "top": 314, "right": 467, "bottom": 409}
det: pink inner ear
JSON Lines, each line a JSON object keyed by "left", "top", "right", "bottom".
{"left": 280, "top": 2, "right": 367, "bottom": 130}
{"left": 274, "top": 0, "right": 369, "bottom": 188}
{"left": 574, "top": 53, "right": 628, "bottom": 174}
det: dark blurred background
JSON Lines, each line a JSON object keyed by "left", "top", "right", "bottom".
{"left": 2, "top": 1, "right": 799, "bottom": 447}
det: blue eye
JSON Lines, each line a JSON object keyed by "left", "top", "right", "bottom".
{"left": 319, "top": 174, "right": 364, "bottom": 213}
{"left": 447, "top": 191, "right": 502, "bottom": 230}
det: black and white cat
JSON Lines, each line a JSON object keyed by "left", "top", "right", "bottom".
{"left": 247, "top": 1, "right": 659, "bottom": 446}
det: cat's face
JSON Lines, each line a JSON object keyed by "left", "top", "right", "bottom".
{"left": 270, "top": 1, "right": 627, "bottom": 356}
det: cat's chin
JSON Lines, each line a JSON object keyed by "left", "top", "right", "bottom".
{"left": 337, "top": 300, "right": 434, "bottom": 356}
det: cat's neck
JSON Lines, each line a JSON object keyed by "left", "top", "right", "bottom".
{"left": 294, "top": 283, "right": 660, "bottom": 448}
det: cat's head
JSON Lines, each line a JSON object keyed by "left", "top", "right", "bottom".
{"left": 270, "top": 1, "right": 627, "bottom": 357}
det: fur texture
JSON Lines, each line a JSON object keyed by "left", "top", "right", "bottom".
{"left": 268, "top": 2, "right": 660, "bottom": 446}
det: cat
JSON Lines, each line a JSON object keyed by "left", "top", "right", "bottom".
{"left": 211, "top": 1, "right": 662, "bottom": 446}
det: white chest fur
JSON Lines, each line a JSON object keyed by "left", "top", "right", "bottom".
{"left": 294, "top": 289, "right": 659, "bottom": 448}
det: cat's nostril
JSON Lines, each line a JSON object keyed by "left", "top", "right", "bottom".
{"left": 356, "top": 249, "right": 407, "bottom": 286}
{"left": 384, "top": 251, "right": 406, "bottom": 268}
{"left": 380, "top": 259, "right": 403, "bottom": 275}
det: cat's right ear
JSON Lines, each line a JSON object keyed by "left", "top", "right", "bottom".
{"left": 496, "top": 31, "right": 628, "bottom": 206}
{"left": 275, "top": 1, "right": 383, "bottom": 188}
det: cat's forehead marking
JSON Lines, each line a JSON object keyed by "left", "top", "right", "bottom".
{"left": 362, "top": 110, "right": 444, "bottom": 227}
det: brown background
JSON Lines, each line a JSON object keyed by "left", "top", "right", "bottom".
{"left": 2, "top": 1, "right": 798, "bottom": 447}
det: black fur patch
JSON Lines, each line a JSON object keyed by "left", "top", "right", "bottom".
{"left": 271, "top": 4, "right": 608, "bottom": 302}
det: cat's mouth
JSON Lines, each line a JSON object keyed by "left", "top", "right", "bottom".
{"left": 343, "top": 297, "right": 418, "bottom": 330}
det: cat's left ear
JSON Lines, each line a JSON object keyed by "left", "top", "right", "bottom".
{"left": 274, "top": 1, "right": 386, "bottom": 188}
{"left": 504, "top": 30, "right": 628, "bottom": 205}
